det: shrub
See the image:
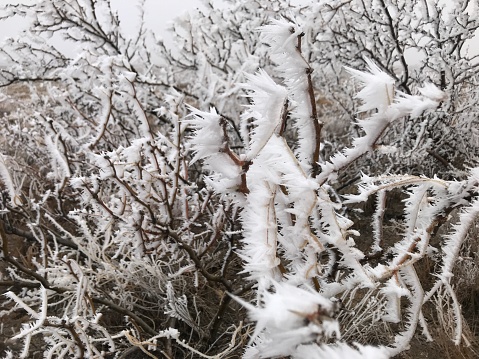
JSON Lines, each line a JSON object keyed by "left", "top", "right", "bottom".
{"left": 1, "top": 1, "right": 479, "bottom": 358}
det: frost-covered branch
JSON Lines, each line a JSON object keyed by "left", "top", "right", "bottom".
{"left": 3, "top": 1, "right": 479, "bottom": 358}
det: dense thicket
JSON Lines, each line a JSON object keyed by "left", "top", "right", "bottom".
{"left": 1, "top": 1, "right": 479, "bottom": 358}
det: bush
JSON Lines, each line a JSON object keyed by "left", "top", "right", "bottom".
{"left": 1, "top": 1, "right": 479, "bottom": 358}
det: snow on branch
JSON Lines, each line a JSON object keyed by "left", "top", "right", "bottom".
{"left": 187, "top": 106, "right": 245, "bottom": 193}
{"left": 346, "top": 58, "right": 395, "bottom": 113}
{"left": 3, "top": 1, "right": 478, "bottom": 358}
{"left": 293, "top": 342, "right": 390, "bottom": 359}
{"left": 0, "top": 153, "right": 21, "bottom": 206}
{"left": 241, "top": 69, "right": 288, "bottom": 159}
{"left": 235, "top": 282, "right": 340, "bottom": 358}
{"left": 318, "top": 60, "right": 446, "bottom": 184}
{"left": 260, "top": 18, "right": 322, "bottom": 173}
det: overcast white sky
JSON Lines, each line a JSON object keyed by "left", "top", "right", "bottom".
{"left": 0, "top": 0, "right": 209, "bottom": 66}
{"left": 1, "top": 1, "right": 477, "bottom": 67}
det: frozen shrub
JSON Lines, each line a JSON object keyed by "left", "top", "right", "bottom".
{"left": 1, "top": 1, "right": 479, "bottom": 358}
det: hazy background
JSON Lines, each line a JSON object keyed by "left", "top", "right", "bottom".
{"left": 0, "top": 0, "right": 206, "bottom": 36}
{"left": 0, "top": 1, "right": 476, "bottom": 69}
{"left": 0, "top": 0, "right": 208, "bottom": 62}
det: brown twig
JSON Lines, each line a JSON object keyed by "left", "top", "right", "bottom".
{"left": 426, "top": 149, "right": 450, "bottom": 168}
{"left": 219, "top": 118, "right": 250, "bottom": 194}
{"left": 295, "top": 33, "right": 323, "bottom": 176}
{"left": 166, "top": 229, "right": 233, "bottom": 292}
{"left": 0, "top": 219, "right": 9, "bottom": 257}
{"left": 4, "top": 221, "right": 78, "bottom": 250}
{"left": 279, "top": 99, "right": 289, "bottom": 136}
{"left": 89, "top": 91, "right": 113, "bottom": 149}
{"left": 208, "top": 282, "right": 254, "bottom": 343}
